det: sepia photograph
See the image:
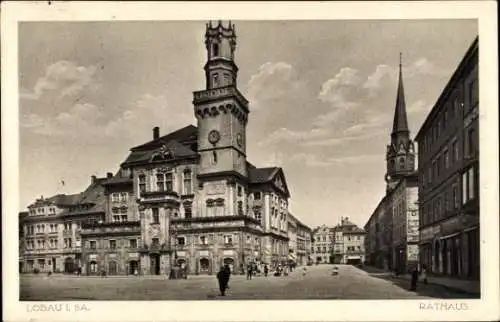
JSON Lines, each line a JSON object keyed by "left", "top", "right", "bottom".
{"left": 2, "top": 1, "right": 499, "bottom": 322}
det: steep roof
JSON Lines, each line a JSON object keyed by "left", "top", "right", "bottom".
{"left": 392, "top": 54, "right": 409, "bottom": 135}
{"left": 131, "top": 125, "right": 197, "bottom": 152}
{"left": 248, "top": 167, "right": 279, "bottom": 183}
{"left": 249, "top": 167, "right": 290, "bottom": 198}
{"left": 46, "top": 193, "right": 82, "bottom": 207}
{"left": 123, "top": 139, "right": 197, "bottom": 166}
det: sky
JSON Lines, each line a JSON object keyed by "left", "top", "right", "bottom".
{"left": 18, "top": 20, "right": 478, "bottom": 229}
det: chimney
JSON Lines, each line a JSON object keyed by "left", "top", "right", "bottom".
{"left": 153, "top": 126, "right": 160, "bottom": 140}
{"left": 91, "top": 175, "right": 97, "bottom": 183}
{"left": 107, "top": 172, "right": 113, "bottom": 179}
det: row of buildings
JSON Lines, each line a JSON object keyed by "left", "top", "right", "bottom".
{"left": 311, "top": 218, "right": 366, "bottom": 265}
{"left": 19, "top": 21, "right": 313, "bottom": 276}
{"left": 364, "top": 37, "right": 479, "bottom": 281}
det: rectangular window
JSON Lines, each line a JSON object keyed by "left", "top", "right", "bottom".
{"left": 152, "top": 208, "right": 160, "bottom": 224}
{"left": 120, "top": 192, "right": 128, "bottom": 202}
{"left": 452, "top": 140, "right": 458, "bottom": 162}
{"left": 453, "top": 185, "right": 459, "bottom": 208}
{"left": 129, "top": 239, "right": 137, "bottom": 248}
{"left": 165, "top": 173, "right": 173, "bottom": 192}
{"left": 183, "top": 169, "right": 192, "bottom": 195}
{"left": 468, "top": 167, "right": 475, "bottom": 200}
{"left": 444, "top": 149, "right": 449, "bottom": 169}
{"left": 111, "top": 193, "right": 119, "bottom": 202}
{"left": 156, "top": 174, "right": 165, "bottom": 192}
{"left": 199, "top": 236, "right": 207, "bottom": 245}
{"left": 254, "top": 192, "right": 261, "bottom": 200}
{"left": 152, "top": 238, "right": 160, "bottom": 246}
{"left": 184, "top": 203, "right": 192, "bottom": 219}
{"left": 90, "top": 241, "right": 97, "bottom": 249}
{"left": 224, "top": 235, "right": 233, "bottom": 244}
{"left": 462, "top": 172, "right": 468, "bottom": 204}
{"left": 466, "top": 128, "right": 475, "bottom": 156}
{"left": 109, "top": 240, "right": 116, "bottom": 249}
{"left": 177, "top": 237, "right": 185, "bottom": 245}
{"left": 138, "top": 175, "right": 146, "bottom": 194}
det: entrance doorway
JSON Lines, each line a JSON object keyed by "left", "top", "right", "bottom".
{"left": 150, "top": 254, "right": 160, "bottom": 275}
{"left": 129, "top": 260, "right": 139, "bottom": 275}
{"left": 64, "top": 257, "right": 75, "bottom": 274}
{"left": 52, "top": 257, "right": 57, "bottom": 272}
{"left": 199, "top": 258, "right": 210, "bottom": 274}
{"left": 108, "top": 261, "right": 118, "bottom": 275}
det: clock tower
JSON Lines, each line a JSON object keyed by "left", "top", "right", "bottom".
{"left": 193, "top": 20, "right": 249, "bottom": 179}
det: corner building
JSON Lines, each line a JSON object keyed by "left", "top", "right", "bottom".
{"left": 415, "top": 37, "right": 479, "bottom": 280}
{"left": 78, "top": 21, "right": 293, "bottom": 275}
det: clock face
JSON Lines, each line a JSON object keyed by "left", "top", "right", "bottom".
{"left": 236, "top": 133, "right": 243, "bottom": 147}
{"left": 208, "top": 130, "right": 220, "bottom": 144}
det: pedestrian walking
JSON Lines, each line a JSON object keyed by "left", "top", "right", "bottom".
{"left": 264, "top": 264, "right": 269, "bottom": 277}
{"left": 246, "top": 263, "right": 253, "bottom": 280}
{"left": 216, "top": 266, "right": 230, "bottom": 296}
{"left": 420, "top": 264, "right": 428, "bottom": 284}
{"left": 409, "top": 267, "right": 418, "bottom": 291}
{"left": 302, "top": 266, "right": 307, "bottom": 277}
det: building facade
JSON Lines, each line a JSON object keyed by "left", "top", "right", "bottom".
{"left": 387, "top": 175, "right": 419, "bottom": 273}
{"left": 311, "top": 225, "right": 333, "bottom": 263}
{"left": 19, "top": 176, "right": 107, "bottom": 274}
{"left": 415, "top": 37, "right": 479, "bottom": 280}
{"left": 19, "top": 21, "right": 307, "bottom": 276}
{"left": 332, "top": 217, "right": 366, "bottom": 264}
{"left": 288, "top": 213, "right": 312, "bottom": 266}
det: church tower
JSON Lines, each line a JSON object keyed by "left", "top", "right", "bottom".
{"left": 385, "top": 54, "right": 415, "bottom": 192}
{"left": 193, "top": 21, "right": 250, "bottom": 216}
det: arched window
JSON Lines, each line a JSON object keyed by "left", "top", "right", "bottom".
{"left": 399, "top": 157, "right": 405, "bottom": 166}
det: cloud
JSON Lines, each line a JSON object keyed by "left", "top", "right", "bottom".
{"left": 363, "top": 57, "right": 447, "bottom": 96}
{"left": 245, "top": 62, "right": 301, "bottom": 106}
{"left": 291, "top": 152, "right": 381, "bottom": 167}
{"left": 104, "top": 93, "right": 193, "bottom": 140}
{"left": 316, "top": 68, "right": 364, "bottom": 126}
{"left": 21, "top": 61, "right": 98, "bottom": 100}
{"left": 20, "top": 103, "right": 105, "bottom": 137}
{"left": 258, "top": 127, "right": 330, "bottom": 147}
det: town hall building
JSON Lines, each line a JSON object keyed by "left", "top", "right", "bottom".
{"left": 19, "top": 21, "right": 296, "bottom": 276}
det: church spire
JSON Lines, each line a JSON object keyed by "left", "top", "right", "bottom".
{"left": 391, "top": 53, "right": 409, "bottom": 135}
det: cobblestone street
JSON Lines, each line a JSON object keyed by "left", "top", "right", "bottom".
{"left": 20, "top": 264, "right": 477, "bottom": 300}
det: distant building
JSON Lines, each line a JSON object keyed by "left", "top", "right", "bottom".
{"left": 288, "top": 213, "right": 312, "bottom": 266}
{"left": 364, "top": 197, "right": 386, "bottom": 267}
{"left": 415, "top": 37, "right": 479, "bottom": 280}
{"left": 311, "top": 225, "right": 333, "bottom": 264}
{"left": 19, "top": 175, "right": 107, "bottom": 274}
{"left": 332, "top": 217, "right": 366, "bottom": 265}
{"left": 386, "top": 175, "right": 419, "bottom": 273}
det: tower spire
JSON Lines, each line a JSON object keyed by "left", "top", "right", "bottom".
{"left": 392, "top": 52, "right": 409, "bottom": 134}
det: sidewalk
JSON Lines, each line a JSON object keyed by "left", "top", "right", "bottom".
{"left": 361, "top": 266, "right": 480, "bottom": 295}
